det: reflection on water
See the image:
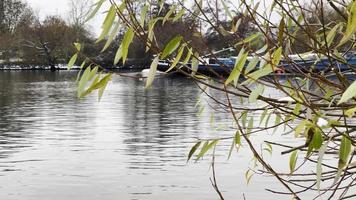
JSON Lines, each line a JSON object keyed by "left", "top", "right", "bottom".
{"left": 0, "top": 71, "right": 310, "bottom": 200}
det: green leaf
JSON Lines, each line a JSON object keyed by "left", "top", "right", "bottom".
{"left": 263, "top": 142, "right": 273, "bottom": 155}
{"left": 79, "top": 73, "right": 112, "bottom": 100}
{"left": 146, "top": 17, "right": 163, "bottom": 52}
{"left": 97, "top": 74, "right": 112, "bottom": 101}
{"left": 140, "top": 5, "right": 149, "bottom": 27}
{"left": 191, "top": 52, "right": 199, "bottom": 75}
{"left": 231, "top": 18, "right": 241, "bottom": 33}
{"left": 158, "top": 0, "right": 165, "bottom": 14}
{"left": 67, "top": 53, "right": 78, "bottom": 70}
{"left": 317, "top": 142, "right": 329, "bottom": 191}
{"left": 256, "top": 44, "right": 268, "bottom": 54}
{"left": 311, "top": 129, "right": 323, "bottom": 150}
{"left": 145, "top": 55, "right": 160, "bottom": 89}
{"left": 325, "top": 24, "right": 340, "bottom": 47}
{"left": 114, "top": 47, "right": 122, "bottom": 65}
{"left": 289, "top": 150, "right": 298, "bottom": 173}
{"left": 182, "top": 47, "right": 193, "bottom": 64}
{"left": 249, "top": 84, "right": 264, "bottom": 103}
{"left": 161, "top": 36, "right": 183, "bottom": 59}
{"left": 259, "top": 109, "right": 268, "bottom": 125}
{"left": 293, "top": 103, "right": 302, "bottom": 116}
{"left": 74, "top": 43, "right": 81, "bottom": 51}
{"left": 187, "top": 141, "right": 202, "bottom": 162}
{"left": 114, "top": 27, "right": 135, "bottom": 65}
{"left": 88, "top": 66, "right": 99, "bottom": 82}
{"left": 235, "top": 131, "right": 241, "bottom": 146}
{"left": 102, "top": 22, "right": 120, "bottom": 52}
{"left": 242, "top": 64, "right": 273, "bottom": 85}
{"left": 245, "top": 169, "right": 254, "bottom": 185}
{"left": 236, "top": 33, "right": 262, "bottom": 45}
{"left": 76, "top": 62, "right": 86, "bottom": 83}
{"left": 196, "top": 140, "right": 219, "bottom": 161}
{"left": 245, "top": 56, "right": 258, "bottom": 74}
{"left": 278, "top": 18, "right": 285, "bottom": 46}
{"left": 121, "top": 27, "right": 135, "bottom": 64}
{"left": 173, "top": 8, "right": 185, "bottom": 22}
{"left": 165, "top": 45, "right": 185, "bottom": 72}
{"left": 77, "top": 66, "right": 92, "bottom": 98}
{"left": 338, "top": 1, "right": 356, "bottom": 47}
{"left": 241, "top": 111, "right": 248, "bottom": 128}
{"left": 295, "top": 120, "right": 307, "bottom": 137}
{"left": 272, "top": 47, "right": 283, "bottom": 67}
{"left": 225, "top": 49, "right": 248, "bottom": 85}
{"left": 338, "top": 135, "right": 352, "bottom": 169}
{"left": 346, "top": 106, "right": 356, "bottom": 117}
{"left": 163, "top": 5, "right": 176, "bottom": 24}
{"left": 338, "top": 81, "right": 356, "bottom": 104}
{"left": 85, "top": 0, "right": 105, "bottom": 22}
{"left": 97, "top": 5, "right": 117, "bottom": 42}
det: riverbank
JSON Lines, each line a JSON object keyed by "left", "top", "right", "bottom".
{"left": 0, "top": 63, "right": 147, "bottom": 72}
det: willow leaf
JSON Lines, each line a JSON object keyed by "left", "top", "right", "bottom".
{"left": 346, "top": 106, "right": 356, "bottom": 117}
{"left": 311, "top": 130, "right": 323, "bottom": 150}
{"left": 163, "top": 5, "right": 176, "bottom": 24}
{"left": 145, "top": 55, "right": 160, "bottom": 89}
{"left": 102, "top": 22, "right": 120, "bottom": 52}
{"left": 191, "top": 52, "right": 199, "bottom": 75}
{"left": 74, "top": 43, "right": 81, "bottom": 51}
{"left": 245, "top": 56, "right": 258, "bottom": 74}
{"left": 249, "top": 84, "right": 264, "bottom": 103}
{"left": 317, "top": 142, "right": 329, "bottom": 191}
{"left": 338, "top": 135, "right": 352, "bottom": 169}
{"left": 196, "top": 140, "right": 219, "bottom": 161}
{"left": 242, "top": 64, "right": 273, "bottom": 85}
{"left": 338, "top": 2, "right": 356, "bottom": 47}
{"left": 85, "top": 0, "right": 105, "bottom": 22}
{"left": 338, "top": 81, "right": 356, "bottom": 104}
{"left": 97, "top": 5, "right": 116, "bottom": 42}
{"left": 278, "top": 18, "right": 285, "bottom": 46}
{"left": 289, "top": 150, "right": 298, "bottom": 173}
{"left": 140, "top": 5, "right": 149, "bottom": 27}
{"left": 188, "top": 141, "right": 202, "bottom": 162}
{"left": 67, "top": 53, "right": 78, "bottom": 70}
{"left": 173, "top": 8, "right": 185, "bottom": 22}
{"left": 121, "top": 27, "right": 135, "bottom": 64}
{"left": 225, "top": 50, "right": 248, "bottom": 86}
{"left": 165, "top": 45, "right": 185, "bottom": 72}
{"left": 77, "top": 67, "right": 92, "bottom": 98}
{"left": 272, "top": 47, "right": 283, "bottom": 67}
{"left": 161, "top": 36, "right": 183, "bottom": 59}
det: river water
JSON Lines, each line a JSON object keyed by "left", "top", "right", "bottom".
{"left": 0, "top": 71, "right": 337, "bottom": 200}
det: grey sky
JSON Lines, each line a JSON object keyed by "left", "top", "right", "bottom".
{"left": 25, "top": 0, "right": 280, "bottom": 36}
{"left": 25, "top": 0, "right": 105, "bottom": 35}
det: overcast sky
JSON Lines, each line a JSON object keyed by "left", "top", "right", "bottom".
{"left": 25, "top": 0, "right": 280, "bottom": 36}
{"left": 25, "top": 0, "right": 105, "bottom": 35}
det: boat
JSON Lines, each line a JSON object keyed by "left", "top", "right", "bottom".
{"left": 280, "top": 52, "right": 356, "bottom": 73}
{"left": 157, "top": 51, "right": 356, "bottom": 76}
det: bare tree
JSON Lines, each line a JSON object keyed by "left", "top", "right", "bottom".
{"left": 67, "top": 0, "right": 92, "bottom": 33}
{"left": 0, "top": 0, "right": 28, "bottom": 34}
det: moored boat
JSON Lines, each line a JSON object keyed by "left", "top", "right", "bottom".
{"left": 157, "top": 51, "right": 355, "bottom": 76}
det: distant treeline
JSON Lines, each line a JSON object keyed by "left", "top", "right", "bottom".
{"left": 0, "top": 0, "right": 348, "bottom": 69}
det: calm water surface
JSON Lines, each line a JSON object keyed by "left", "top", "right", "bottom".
{"left": 0, "top": 71, "right": 314, "bottom": 200}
